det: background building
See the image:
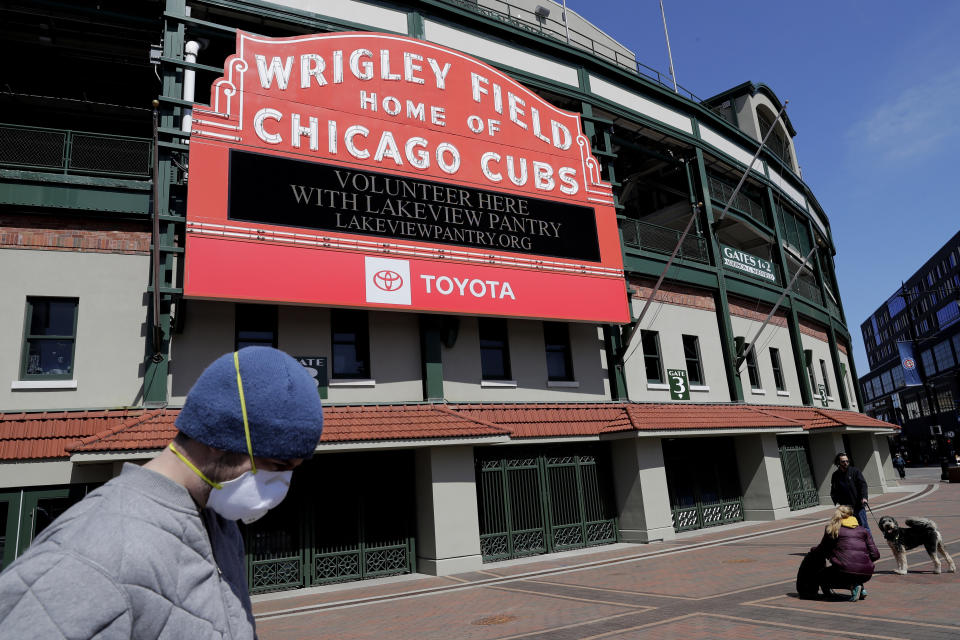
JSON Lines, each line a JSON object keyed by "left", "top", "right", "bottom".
{"left": 1, "top": 0, "right": 894, "bottom": 592}
{"left": 860, "top": 230, "right": 960, "bottom": 462}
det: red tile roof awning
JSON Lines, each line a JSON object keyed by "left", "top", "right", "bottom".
{"left": 319, "top": 404, "right": 508, "bottom": 442}
{"left": 68, "top": 404, "right": 509, "bottom": 455}
{"left": 0, "top": 410, "right": 159, "bottom": 460}
{"left": 0, "top": 403, "right": 898, "bottom": 461}
{"left": 453, "top": 404, "right": 626, "bottom": 438}
{"left": 621, "top": 404, "right": 803, "bottom": 431}
{"left": 754, "top": 406, "right": 898, "bottom": 431}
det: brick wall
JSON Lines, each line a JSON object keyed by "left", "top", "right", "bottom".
{"left": 0, "top": 214, "right": 151, "bottom": 255}
{"left": 627, "top": 277, "right": 716, "bottom": 311}
{"left": 799, "top": 317, "right": 829, "bottom": 343}
{"left": 727, "top": 294, "right": 787, "bottom": 327}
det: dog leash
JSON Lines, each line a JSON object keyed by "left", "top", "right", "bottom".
{"left": 865, "top": 503, "right": 883, "bottom": 529}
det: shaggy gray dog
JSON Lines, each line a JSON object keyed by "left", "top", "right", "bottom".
{"left": 878, "top": 516, "right": 956, "bottom": 575}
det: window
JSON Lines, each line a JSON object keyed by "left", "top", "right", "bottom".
{"left": 769, "top": 348, "right": 786, "bottom": 391}
{"left": 682, "top": 335, "right": 704, "bottom": 385}
{"left": 757, "top": 107, "right": 792, "bottom": 166}
{"left": 841, "top": 362, "right": 855, "bottom": 404}
{"left": 479, "top": 318, "right": 511, "bottom": 380}
{"left": 935, "top": 302, "right": 959, "bottom": 329}
{"left": 920, "top": 396, "right": 930, "bottom": 416}
{"left": 820, "top": 359, "right": 832, "bottom": 397}
{"left": 933, "top": 340, "right": 956, "bottom": 371}
{"left": 891, "top": 364, "right": 905, "bottom": 389}
{"left": 906, "top": 400, "right": 920, "bottom": 419}
{"left": 641, "top": 330, "right": 664, "bottom": 383}
{"left": 881, "top": 370, "right": 893, "bottom": 395}
{"left": 920, "top": 348, "right": 936, "bottom": 375}
{"left": 745, "top": 344, "right": 761, "bottom": 390}
{"left": 807, "top": 358, "right": 818, "bottom": 397}
{"left": 235, "top": 303, "right": 277, "bottom": 349}
{"left": 331, "top": 309, "right": 370, "bottom": 379}
{"left": 21, "top": 297, "right": 78, "bottom": 379}
{"left": 937, "top": 390, "right": 957, "bottom": 413}
{"left": 543, "top": 322, "right": 573, "bottom": 381}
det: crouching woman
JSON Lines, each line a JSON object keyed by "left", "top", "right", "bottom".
{"left": 816, "top": 505, "right": 880, "bottom": 601}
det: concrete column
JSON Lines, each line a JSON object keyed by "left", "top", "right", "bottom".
{"left": 809, "top": 432, "right": 845, "bottom": 504}
{"left": 610, "top": 437, "right": 676, "bottom": 542}
{"left": 848, "top": 433, "right": 888, "bottom": 497}
{"left": 734, "top": 434, "right": 791, "bottom": 520}
{"left": 414, "top": 446, "right": 483, "bottom": 575}
{"left": 876, "top": 436, "right": 899, "bottom": 485}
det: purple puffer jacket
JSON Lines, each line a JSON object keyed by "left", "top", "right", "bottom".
{"left": 815, "top": 523, "right": 880, "bottom": 575}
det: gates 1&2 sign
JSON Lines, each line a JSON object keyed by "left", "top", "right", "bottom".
{"left": 720, "top": 245, "right": 775, "bottom": 283}
{"left": 184, "top": 31, "right": 628, "bottom": 323}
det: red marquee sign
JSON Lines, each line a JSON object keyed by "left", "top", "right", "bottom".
{"left": 185, "top": 31, "right": 628, "bottom": 323}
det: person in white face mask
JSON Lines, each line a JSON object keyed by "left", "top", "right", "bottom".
{"left": 0, "top": 347, "right": 323, "bottom": 640}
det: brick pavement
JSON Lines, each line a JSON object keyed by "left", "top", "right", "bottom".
{"left": 254, "top": 478, "right": 959, "bottom": 639}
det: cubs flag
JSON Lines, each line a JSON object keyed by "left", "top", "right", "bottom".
{"left": 896, "top": 341, "right": 923, "bottom": 386}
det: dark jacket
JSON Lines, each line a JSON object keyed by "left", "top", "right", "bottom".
{"left": 815, "top": 521, "right": 880, "bottom": 576}
{"left": 830, "top": 465, "right": 868, "bottom": 507}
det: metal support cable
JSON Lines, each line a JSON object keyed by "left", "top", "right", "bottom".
{"left": 621, "top": 200, "right": 701, "bottom": 363}
{"left": 715, "top": 100, "right": 789, "bottom": 223}
{"left": 738, "top": 243, "right": 818, "bottom": 371}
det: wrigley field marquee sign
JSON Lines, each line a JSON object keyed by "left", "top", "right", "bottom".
{"left": 185, "top": 32, "right": 628, "bottom": 322}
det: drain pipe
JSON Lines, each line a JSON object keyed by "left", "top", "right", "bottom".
{"left": 181, "top": 39, "right": 201, "bottom": 134}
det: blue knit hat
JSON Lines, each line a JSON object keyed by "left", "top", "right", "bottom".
{"left": 175, "top": 347, "right": 323, "bottom": 459}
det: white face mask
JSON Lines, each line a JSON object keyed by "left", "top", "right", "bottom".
{"left": 206, "top": 468, "right": 293, "bottom": 524}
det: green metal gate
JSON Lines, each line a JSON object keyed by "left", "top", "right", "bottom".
{"left": 476, "top": 445, "right": 618, "bottom": 562}
{"left": 243, "top": 450, "right": 416, "bottom": 594}
{"left": 663, "top": 437, "right": 744, "bottom": 532}
{"left": 778, "top": 437, "right": 820, "bottom": 510}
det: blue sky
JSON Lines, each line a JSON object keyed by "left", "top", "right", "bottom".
{"left": 570, "top": 0, "right": 960, "bottom": 376}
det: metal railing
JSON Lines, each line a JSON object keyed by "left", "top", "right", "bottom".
{"left": 619, "top": 218, "right": 710, "bottom": 264}
{"left": 789, "top": 269, "right": 823, "bottom": 306}
{"left": 441, "top": 0, "right": 707, "bottom": 103}
{"left": 708, "top": 176, "right": 767, "bottom": 227}
{"left": 0, "top": 123, "right": 152, "bottom": 178}
{"left": 825, "top": 294, "right": 843, "bottom": 319}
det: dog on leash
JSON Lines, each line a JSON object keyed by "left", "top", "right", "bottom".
{"left": 877, "top": 516, "right": 956, "bottom": 574}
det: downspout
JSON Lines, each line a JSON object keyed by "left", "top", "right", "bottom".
{"left": 151, "top": 101, "right": 162, "bottom": 357}
{"left": 181, "top": 39, "right": 201, "bottom": 133}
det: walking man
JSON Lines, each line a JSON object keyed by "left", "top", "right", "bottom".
{"left": 830, "top": 452, "right": 870, "bottom": 530}
{"left": 892, "top": 452, "right": 906, "bottom": 479}
{"left": 0, "top": 346, "right": 324, "bottom": 639}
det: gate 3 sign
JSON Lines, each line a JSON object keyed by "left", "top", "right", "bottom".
{"left": 667, "top": 369, "right": 689, "bottom": 401}
{"left": 184, "top": 31, "right": 627, "bottom": 323}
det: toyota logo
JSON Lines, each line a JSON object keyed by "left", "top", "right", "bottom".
{"left": 373, "top": 270, "right": 404, "bottom": 291}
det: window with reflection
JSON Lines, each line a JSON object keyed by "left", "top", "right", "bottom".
{"left": 21, "top": 297, "right": 78, "bottom": 379}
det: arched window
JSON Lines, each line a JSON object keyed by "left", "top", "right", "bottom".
{"left": 757, "top": 106, "right": 792, "bottom": 167}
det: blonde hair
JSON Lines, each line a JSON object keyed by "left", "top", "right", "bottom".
{"left": 826, "top": 505, "right": 855, "bottom": 538}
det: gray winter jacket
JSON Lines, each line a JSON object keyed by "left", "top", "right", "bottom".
{"left": 0, "top": 463, "right": 256, "bottom": 639}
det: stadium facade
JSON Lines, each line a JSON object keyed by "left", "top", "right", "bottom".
{"left": 0, "top": 0, "right": 895, "bottom": 591}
